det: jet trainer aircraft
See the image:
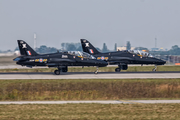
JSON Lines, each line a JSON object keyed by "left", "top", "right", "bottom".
{"left": 80, "top": 39, "right": 166, "bottom": 72}
{"left": 14, "top": 40, "right": 108, "bottom": 75}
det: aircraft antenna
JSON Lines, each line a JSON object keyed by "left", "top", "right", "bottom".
{"left": 34, "top": 33, "right": 37, "bottom": 51}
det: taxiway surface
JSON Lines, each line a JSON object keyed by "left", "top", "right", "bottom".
{"left": 0, "top": 71, "right": 180, "bottom": 79}
{"left": 0, "top": 100, "right": 180, "bottom": 104}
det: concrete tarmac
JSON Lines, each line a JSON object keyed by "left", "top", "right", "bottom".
{"left": 0, "top": 71, "right": 180, "bottom": 79}
{"left": 0, "top": 100, "right": 180, "bottom": 104}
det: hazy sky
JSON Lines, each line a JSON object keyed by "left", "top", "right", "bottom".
{"left": 0, "top": 0, "right": 180, "bottom": 51}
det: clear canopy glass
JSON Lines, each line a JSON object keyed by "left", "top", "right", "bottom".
{"left": 128, "top": 50, "right": 154, "bottom": 57}
{"left": 13, "top": 57, "right": 21, "bottom": 61}
{"left": 68, "top": 51, "right": 96, "bottom": 59}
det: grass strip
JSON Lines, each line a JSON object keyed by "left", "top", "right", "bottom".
{"left": 0, "top": 104, "right": 180, "bottom": 120}
{"left": 0, "top": 79, "right": 180, "bottom": 101}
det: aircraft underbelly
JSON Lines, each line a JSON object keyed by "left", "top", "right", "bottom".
{"left": 108, "top": 56, "right": 134, "bottom": 64}
{"left": 110, "top": 57, "right": 134, "bottom": 60}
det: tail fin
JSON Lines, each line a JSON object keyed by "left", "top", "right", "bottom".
{"left": 80, "top": 39, "right": 100, "bottom": 55}
{"left": 17, "top": 40, "right": 38, "bottom": 56}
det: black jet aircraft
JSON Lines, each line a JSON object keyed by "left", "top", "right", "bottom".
{"left": 80, "top": 39, "right": 166, "bottom": 72}
{"left": 13, "top": 40, "right": 108, "bottom": 75}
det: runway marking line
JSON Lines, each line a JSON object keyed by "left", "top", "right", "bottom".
{"left": 118, "top": 100, "right": 142, "bottom": 104}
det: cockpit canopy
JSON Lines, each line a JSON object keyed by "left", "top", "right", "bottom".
{"left": 128, "top": 50, "right": 154, "bottom": 57}
{"left": 13, "top": 57, "right": 21, "bottom": 61}
{"left": 68, "top": 51, "right": 96, "bottom": 59}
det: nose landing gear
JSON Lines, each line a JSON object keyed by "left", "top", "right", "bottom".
{"left": 152, "top": 65, "right": 157, "bottom": 71}
{"left": 94, "top": 67, "right": 99, "bottom": 74}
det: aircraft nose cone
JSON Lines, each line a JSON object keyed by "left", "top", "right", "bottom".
{"left": 157, "top": 59, "right": 166, "bottom": 65}
{"left": 162, "top": 60, "right": 166, "bottom": 64}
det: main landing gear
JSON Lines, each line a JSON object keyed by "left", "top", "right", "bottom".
{"left": 115, "top": 65, "right": 128, "bottom": 72}
{"left": 152, "top": 65, "right": 157, "bottom": 71}
{"left": 115, "top": 67, "right": 121, "bottom": 72}
{"left": 54, "top": 66, "right": 68, "bottom": 75}
{"left": 54, "top": 69, "right": 60, "bottom": 75}
{"left": 94, "top": 67, "right": 99, "bottom": 74}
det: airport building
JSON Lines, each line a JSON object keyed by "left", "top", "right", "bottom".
{"left": 117, "top": 46, "right": 135, "bottom": 51}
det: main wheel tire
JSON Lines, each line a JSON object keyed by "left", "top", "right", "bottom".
{"left": 54, "top": 70, "right": 60, "bottom": 75}
{"left": 115, "top": 68, "right": 121, "bottom": 72}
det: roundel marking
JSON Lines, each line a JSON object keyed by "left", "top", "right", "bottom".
{"left": 101, "top": 56, "right": 105, "bottom": 60}
{"left": 39, "top": 58, "right": 43, "bottom": 62}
